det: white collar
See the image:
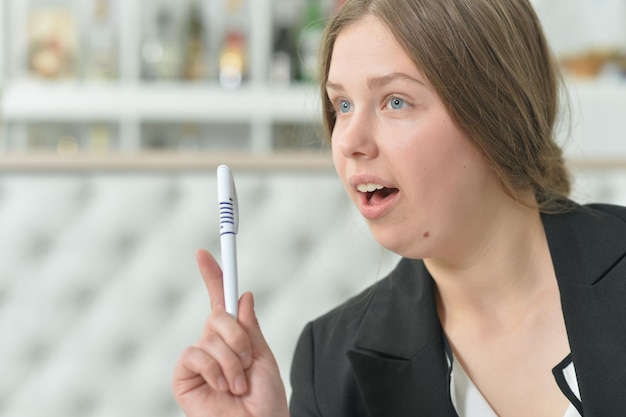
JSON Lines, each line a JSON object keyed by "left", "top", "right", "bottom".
{"left": 447, "top": 352, "right": 582, "bottom": 417}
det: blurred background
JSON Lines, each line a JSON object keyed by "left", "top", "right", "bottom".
{"left": 0, "top": 0, "right": 625, "bottom": 416}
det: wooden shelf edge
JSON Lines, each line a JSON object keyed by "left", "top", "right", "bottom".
{"left": 0, "top": 151, "right": 335, "bottom": 172}
{"left": 2, "top": 152, "right": 626, "bottom": 172}
{"left": 567, "top": 158, "right": 626, "bottom": 170}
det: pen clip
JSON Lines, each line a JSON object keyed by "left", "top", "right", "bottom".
{"left": 217, "top": 165, "right": 239, "bottom": 235}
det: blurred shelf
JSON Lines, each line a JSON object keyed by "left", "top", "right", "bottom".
{"left": 567, "top": 77, "right": 626, "bottom": 104}
{"left": 567, "top": 157, "right": 626, "bottom": 170}
{"left": 0, "top": 81, "right": 321, "bottom": 123}
{"left": 1, "top": 0, "right": 624, "bottom": 158}
{"left": 0, "top": 151, "right": 335, "bottom": 171}
{"left": 561, "top": 78, "right": 626, "bottom": 159}
{"left": 0, "top": 0, "right": 331, "bottom": 154}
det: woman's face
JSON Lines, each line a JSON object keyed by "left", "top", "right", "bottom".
{"left": 328, "top": 15, "right": 506, "bottom": 260}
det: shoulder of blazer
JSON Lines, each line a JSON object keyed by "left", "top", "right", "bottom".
{"left": 291, "top": 258, "right": 455, "bottom": 417}
{"left": 298, "top": 259, "right": 454, "bottom": 417}
{"left": 290, "top": 258, "right": 407, "bottom": 417}
{"left": 542, "top": 202, "right": 626, "bottom": 285}
{"left": 542, "top": 202, "right": 626, "bottom": 417}
{"left": 305, "top": 258, "right": 436, "bottom": 359}
{"left": 587, "top": 202, "right": 626, "bottom": 222}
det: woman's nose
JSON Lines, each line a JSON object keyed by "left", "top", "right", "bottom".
{"left": 334, "top": 114, "right": 378, "bottom": 160}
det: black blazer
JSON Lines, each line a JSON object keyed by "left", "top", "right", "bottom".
{"left": 289, "top": 203, "right": 626, "bottom": 417}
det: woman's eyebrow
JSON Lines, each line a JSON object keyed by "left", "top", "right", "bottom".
{"left": 367, "top": 72, "right": 424, "bottom": 89}
{"left": 326, "top": 72, "right": 424, "bottom": 92}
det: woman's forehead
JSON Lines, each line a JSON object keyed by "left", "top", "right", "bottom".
{"left": 328, "top": 16, "right": 429, "bottom": 88}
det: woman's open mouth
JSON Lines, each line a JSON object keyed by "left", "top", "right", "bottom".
{"left": 356, "top": 183, "right": 400, "bottom": 206}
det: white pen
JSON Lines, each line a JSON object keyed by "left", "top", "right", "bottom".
{"left": 217, "top": 165, "right": 239, "bottom": 319}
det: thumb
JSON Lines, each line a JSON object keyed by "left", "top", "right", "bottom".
{"left": 238, "top": 292, "right": 273, "bottom": 358}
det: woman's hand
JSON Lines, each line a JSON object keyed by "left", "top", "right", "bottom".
{"left": 172, "top": 249, "right": 289, "bottom": 417}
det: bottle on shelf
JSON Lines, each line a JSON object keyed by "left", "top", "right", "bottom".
{"left": 182, "top": 0, "right": 209, "bottom": 81}
{"left": 219, "top": 29, "right": 247, "bottom": 88}
{"left": 270, "top": 0, "right": 298, "bottom": 85}
{"left": 142, "top": 123, "right": 176, "bottom": 149}
{"left": 85, "top": 0, "right": 118, "bottom": 80}
{"left": 88, "top": 124, "right": 114, "bottom": 153}
{"left": 56, "top": 133, "right": 80, "bottom": 156}
{"left": 27, "top": 6, "right": 79, "bottom": 80}
{"left": 218, "top": 0, "right": 249, "bottom": 88}
{"left": 270, "top": 26, "right": 296, "bottom": 86}
{"left": 225, "top": 0, "right": 244, "bottom": 15}
{"left": 140, "top": 6, "right": 182, "bottom": 81}
{"left": 25, "top": 123, "right": 82, "bottom": 155}
{"left": 296, "top": 0, "right": 326, "bottom": 82}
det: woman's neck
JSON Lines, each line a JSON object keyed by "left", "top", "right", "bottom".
{"left": 426, "top": 195, "right": 555, "bottom": 331}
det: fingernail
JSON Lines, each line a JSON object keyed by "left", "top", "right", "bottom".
{"left": 234, "top": 375, "right": 247, "bottom": 394}
{"left": 240, "top": 351, "right": 252, "bottom": 369}
{"left": 217, "top": 376, "right": 228, "bottom": 392}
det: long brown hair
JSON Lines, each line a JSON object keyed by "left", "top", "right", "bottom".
{"left": 319, "top": 0, "right": 571, "bottom": 212}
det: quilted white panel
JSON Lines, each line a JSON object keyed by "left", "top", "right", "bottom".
{"left": 0, "top": 167, "right": 624, "bottom": 417}
{"left": 0, "top": 169, "right": 399, "bottom": 417}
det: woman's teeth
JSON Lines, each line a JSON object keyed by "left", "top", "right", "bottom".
{"left": 357, "top": 183, "right": 385, "bottom": 193}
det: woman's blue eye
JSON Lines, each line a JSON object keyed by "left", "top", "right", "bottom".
{"left": 388, "top": 97, "right": 406, "bottom": 110}
{"left": 339, "top": 100, "right": 352, "bottom": 113}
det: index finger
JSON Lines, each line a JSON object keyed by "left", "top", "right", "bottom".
{"left": 196, "top": 249, "right": 225, "bottom": 311}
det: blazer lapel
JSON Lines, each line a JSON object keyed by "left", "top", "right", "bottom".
{"left": 543, "top": 204, "right": 626, "bottom": 416}
{"left": 347, "top": 259, "right": 456, "bottom": 417}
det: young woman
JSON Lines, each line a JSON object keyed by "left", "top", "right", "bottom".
{"left": 172, "top": 1, "right": 626, "bottom": 416}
